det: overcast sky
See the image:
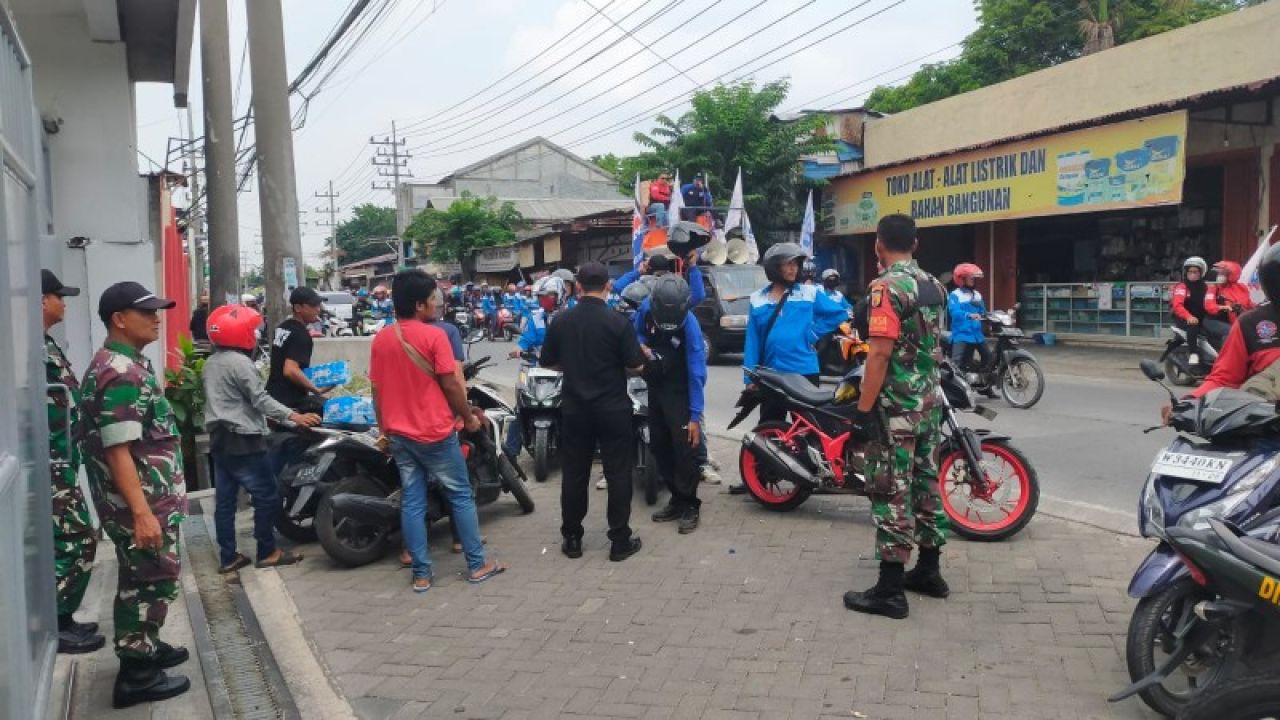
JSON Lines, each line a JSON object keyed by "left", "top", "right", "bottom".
{"left": 135, "top": 0, "right": 978, "bottom": 268}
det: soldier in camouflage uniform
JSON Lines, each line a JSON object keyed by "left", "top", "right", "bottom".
{"left": 42, "top": 270, "right": 105, "bottom": 654}
{"left": 80, "top": 281, "right": 191, "bottom": 708}
{"left": 844, "top": 214, "right": 950, "bottom": 620}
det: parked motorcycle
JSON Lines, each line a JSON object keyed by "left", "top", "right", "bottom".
{"left": 817, "top": 321, "right": 868, "bottom": 377}
{"left": 515, "top": 350, "right": 562, "bottom": 483}
{"left": 627, "top": 376, "right": 661, "bottom": 505}
{"left": 1111, "top": 514, "right": 1280, "bottom": 718}
{"left": 731, "top": 358, "right": 1039, "bottom": 541}
{"left": 943, "top": 308, "right": 1045, "bottom": 409}
{"left": 1114, "top": 359, "right": 1280, "bottom": 716}
{"left": 1160, "top": 323, "right": 1225, "bottom": 387}
{"left": 321, "top": 309, "right": 354, "bottom": 338}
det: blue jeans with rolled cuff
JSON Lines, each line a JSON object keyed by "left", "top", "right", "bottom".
{"left": 389, "top": 433, "right": 486, "bottom": 580}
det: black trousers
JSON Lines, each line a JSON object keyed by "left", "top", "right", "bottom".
{"left": 759, "top": 374, "right": 820, "bottom": 424}
{"left": 649, "top": 385, "right": 701, "bottom": 510}
{"left": 560, "top": 408, "right": 634, "bottom": 544}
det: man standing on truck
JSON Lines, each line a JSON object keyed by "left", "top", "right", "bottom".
{"left": 680, "top": 173, "right": 713, "bottom": 221}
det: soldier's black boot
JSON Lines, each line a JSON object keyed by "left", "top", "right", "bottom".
{"left": 843, "top": 562, "right": 909, "bottom": 619}
{"left": 57, "top": 614, "right": 105, "bottom": 654}
{"left": 148, "top": 641, "right": 191, "bottom": 669}
{"left": 904, "top": 547, "right": 950, "bottom": 599}
{"left": 112, "top": 656, "right": 191, "bottom": 709}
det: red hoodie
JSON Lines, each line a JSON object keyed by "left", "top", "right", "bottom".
{"left": 1191, "top": 304, "right": 1280, "bottom": 398}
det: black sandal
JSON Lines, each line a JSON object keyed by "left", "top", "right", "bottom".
{"left": 219, "top": 553, "right": 251, "bottom": 574}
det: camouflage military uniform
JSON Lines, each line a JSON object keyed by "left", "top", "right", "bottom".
{"left": 865, "top": 260, "right": 948, "bottom": 564}
{"left": 80, "top": 341, "right": 187, "bottom": 661}
{"left": 46, "top": 334, "right": 98, "bottom": 618}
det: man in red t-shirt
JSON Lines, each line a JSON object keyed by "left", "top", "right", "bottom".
{"left": 370, "top": 271, "right": 506, "bottom": 593}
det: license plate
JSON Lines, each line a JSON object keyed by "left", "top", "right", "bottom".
{"left": 1150, "top": 450, "right": 1233, "bottom": 484}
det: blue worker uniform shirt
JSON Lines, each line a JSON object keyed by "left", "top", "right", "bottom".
{"left": 824, "top": 288, "right": 851, "bottom": 311}
{"left": 948, "top": 288, "right": 987, "bottom": 344}
{"left": 518, "top": 306, "right": 550, "bottom": 352}
{"left": 742, "top": 283, "right": 849, "bottom": 381}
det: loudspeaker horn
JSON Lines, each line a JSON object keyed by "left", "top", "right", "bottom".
{"left": 703, "top": 230, "right": 728, "bottom": 265}
{"left": 725, "top": 237, "right": 751, "bottom": 264}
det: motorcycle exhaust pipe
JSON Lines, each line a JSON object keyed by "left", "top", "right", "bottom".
{"left": 329, "top": 493, "right": 400, "bottom": 524}
{"left": 742, "top": 433, "right": 816, "bottom": 489}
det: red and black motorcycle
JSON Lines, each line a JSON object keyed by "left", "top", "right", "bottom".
{"left": 730, "top": 359, "right": 1038, "bottom": 541}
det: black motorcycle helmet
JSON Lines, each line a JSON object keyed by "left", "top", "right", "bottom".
{"left": 620, "top": 277, "right": 653, "bottom": 310}
{"left": 649, "top": 274, "right": 692, "bottom": 333}
{"left": 762, "top": 242, "right": 807, "bottom": 285}
{"left": 1258, "top": 243, "right": 1280, "bottom": 304}
{"left": 800, "top": 259, "right": 818, "bottom": 283}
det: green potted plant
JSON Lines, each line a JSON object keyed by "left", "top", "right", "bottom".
{"left": 164, "top": 335, "right": 210, "bottom": 489}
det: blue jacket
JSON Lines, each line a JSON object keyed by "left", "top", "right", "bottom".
{"left": 680, "top": 183, "right": 713, "bottom": 210}
{"left": 633, "top": 302, "right": 707, "bottom": 423}
{"left": 743, "top": 282, "right": 849, "bottom": 381}
{"left": 948, "top": 288, "right": 987, "bottom": 344}
{"left": 518, "top": 307, "right": 550, "bottom": 352}
{"left": 480, "top": 295, "right": 496, "bottom": 315}
{"left": 613, "top": 266, "right": 706, "bottom": 306}
{"left": 823, "top": 288, "right": 851, "bottom": 312}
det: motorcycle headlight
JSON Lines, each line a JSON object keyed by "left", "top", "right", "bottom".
{"left": 1140, "top": 475, "right": 1163, "bottom": 537}
{"left": 1177, "top": 456, "right": 1279, "bottom": 530}
{"left": 532, "top": 378, "right": 561, "bottom": 402}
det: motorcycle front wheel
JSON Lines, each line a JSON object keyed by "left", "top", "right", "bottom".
{"left": 274, "top": 472, "right": 319, "bottom": 543}
{"left": 634, "top": 439, "right": 660, "bottom": 506}
{"left": 999, "top": 357, "right": 1045, "bottom": 409}
{"left": 498, "top": 454, "right": 536, "bottom": 514}
{"left": 1126, "top": 578, "right": 1241, "bottom": 718}
{"left": 738, "top": 421, "right": 812, "bottom": 512}
{"left": 533, "top": 427, "right": 551, "bottom": 483}
{"left": 938, "top": 439, "right": 1038, "bottom": 541}
{"left": 315, "top": 475, "right": 393, "bottom": 568}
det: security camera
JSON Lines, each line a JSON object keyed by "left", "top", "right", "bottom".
{"left": 66, "top": 236, "right": 90, "bottom": 249}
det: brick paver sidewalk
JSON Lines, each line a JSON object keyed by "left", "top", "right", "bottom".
{"left": 273, "top": 436, "right": 1158, "bottom": 720}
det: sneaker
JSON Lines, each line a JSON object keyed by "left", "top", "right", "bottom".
{"left": 678, "top": 509, "right": 700, "bottom": 534}
{"left": 595, "top": 476, "right": 608, "bottom": 490}
{"left": 609, "top": 537, "right": 643, "bottom": 562}
{"left": 700, "top": 465, "right": 721, "bottom": 485}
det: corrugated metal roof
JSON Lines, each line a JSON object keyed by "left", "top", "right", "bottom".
{"left": 424, "top": 196, "right": 629, "bottom": 221}
{"left": 862, "top": 2, "right": 1280, "bottom": 170}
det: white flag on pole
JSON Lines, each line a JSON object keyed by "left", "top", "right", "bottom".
{"left": 723, "top": 168, "right": 760, "bottom": 262}
{"left": 1243, "top": 225, "right": 1278, "bottom": 304}
{"left": 799, "top": 190, "right": 815, "bottom": 257}
{"left": 666, "top": 171, "right": 683, "bottom": 229}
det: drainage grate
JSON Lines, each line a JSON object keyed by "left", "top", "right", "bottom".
{"left": 184, "top": 506, "right": 298, "bottom": 720}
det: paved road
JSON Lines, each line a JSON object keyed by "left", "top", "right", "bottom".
{"left": 469, "top": 339, "right": 1170, "bottom": 517}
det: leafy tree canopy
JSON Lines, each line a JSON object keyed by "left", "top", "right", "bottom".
{"left": 597, "top": 79, "right": 833, "bottom": 231}
{"left": 403, "top": 192, "right": 524, "bottom": 268}
{"left": 866, "top": 0, "right": 1256, "bottom": 114}
{"left": 334, "top": 204, "right": 398, "bottom": 265}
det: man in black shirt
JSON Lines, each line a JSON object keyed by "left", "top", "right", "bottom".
{"left": 266, "top": 287, "right": 328, "bottom": 412}
{"left": 541, "top": 262, "right": 646, "bottom": 562}
{"left": 189, "top": 294, "right": 210, "bottom": 342}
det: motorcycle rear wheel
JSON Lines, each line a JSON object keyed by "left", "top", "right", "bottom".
{"left": 999, "top": 357, "right": 1045, "bottom": 409}
{"left": 533, "top": 427, "right": 551, "bottom": 483}
{"left": 1126, "top": 578, "right": 1241, "bottom": 718}
{"left": 738, "top": 421, "right": 812, "bottom": 512}
{"left": 315, "top": 475, "right": 393, "bottom": 568}
{"left": 1177, "top": 673, "right": 1280, "bottom": 720}
{"left": 634, "top": 441, "right": 661, "bottom": 506}
{"left": 938, "top": 440, "right": 1038, "bottom": 541}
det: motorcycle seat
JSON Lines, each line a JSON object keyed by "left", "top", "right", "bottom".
{"left": 756, "top": 368, "right": 833, "bottom": 407}
{"left": 1240, "top": 536, "right": 1280, "bottom": 575}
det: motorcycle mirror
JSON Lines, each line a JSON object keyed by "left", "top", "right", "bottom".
{"left": 1139, "top": 359, "right": 1166, "bottom": 382}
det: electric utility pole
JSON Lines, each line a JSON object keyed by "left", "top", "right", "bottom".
{"left": 370, "top": 121, "right": 411, "bottom": 270}
{"left": 200, "top": 0, "right": 240, "bottom": 308}
{"left": 315, "top": 181, "right": 341, "bottom": 289}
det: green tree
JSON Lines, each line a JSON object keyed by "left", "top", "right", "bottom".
{"left": 403, "top": 192, "right": 524, "bottom": 275}
{"left": 600, "top": 80, "right": 833, "bottom": 231}
{"left": 866, "top": 0, "right": 1249, "bottom": 113}
{"left": 334, "top": 204, "right": 397, "bottom": 265}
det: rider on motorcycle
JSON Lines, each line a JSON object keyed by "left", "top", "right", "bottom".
{"left": 370, "top": 285, "right": 394, "bottom": 324}
{"left": 948, "top": 263, "right": 991, "bottom": 372}
{"left": 1204, "top": 260, "right": 1254, "bottom": 332}
{"left": 553, "top": 268, "right": 578, "bottom": 309}
{"left": 1172, "top": 245, "right": 1280, "bottom": 411}
{"left": 821, "top": 269, "right": 852, "bottom": 310}
{"left": 1171, "top": 257, "right": 1210, "bottom": 365}
{"left": 509, "top": 275, "right": 567, "bottom": 359}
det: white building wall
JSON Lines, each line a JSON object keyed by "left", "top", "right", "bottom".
{"left": 22, "top": 13, "right": 161, "bottom": 370}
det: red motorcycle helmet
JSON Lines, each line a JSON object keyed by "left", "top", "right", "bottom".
{"left": 953, "top": 263, "right": 984, "bottom": 286}
{"left": 207, "top": 304, "right": 262, "bottom": 351}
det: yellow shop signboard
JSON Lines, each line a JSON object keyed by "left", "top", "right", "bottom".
{"left": 831, "top": 111, "right": 1187, "bottom": 235}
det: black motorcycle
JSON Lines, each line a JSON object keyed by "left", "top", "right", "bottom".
{"left": 1159, "top": 322, "right": 1226, "bottom": 387}
{"left": 1110, "top": 515, "right": 1280, "bottom": 718}
{"left": 514, "top": 350, "right": 562, "bottom": 482}
{"left": 944, "top": 308, "right": 1045, "bottom": 409}
{"left": 627, "top": 376, "right": 661, "bottom": 505}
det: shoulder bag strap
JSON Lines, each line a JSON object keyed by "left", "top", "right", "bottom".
{"left": 757, "top": 288, "right": 791, "bottom": 368}
{"left": 394, "top": 322, "right": 437, "bottom": 376}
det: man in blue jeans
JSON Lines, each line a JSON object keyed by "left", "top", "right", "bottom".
{"left": 202, "top": 303, "right": 320, "bottom": 573}
{"left": 370, "top": 270, "right": 507, "bottom": 593}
